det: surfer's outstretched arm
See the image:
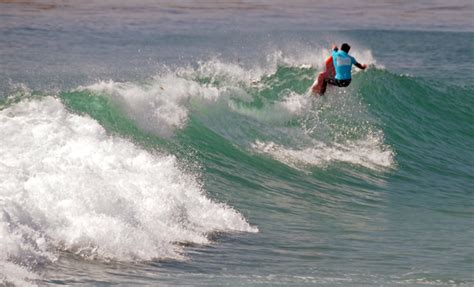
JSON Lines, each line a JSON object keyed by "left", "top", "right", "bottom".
{"left": 355, "top": 62, "right": 367, "bottom": 70}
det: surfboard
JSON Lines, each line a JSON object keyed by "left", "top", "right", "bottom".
{"left": 311, "top": 56, "right": 335, "bottom": 95}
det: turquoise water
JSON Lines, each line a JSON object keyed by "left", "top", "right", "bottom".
{"left": 1, "top": 1, "right": 473, "bottom": 286}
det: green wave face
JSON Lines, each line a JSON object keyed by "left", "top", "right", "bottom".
{"left": 88, "top": 66, "right": 393, "bottom": 167}
{"left": 56, "top": 60, "right": 473, "bottom": 184}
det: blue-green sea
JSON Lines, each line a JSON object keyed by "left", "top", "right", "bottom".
{"left": 1, "top": 1, "right": 473, "bottom": 286}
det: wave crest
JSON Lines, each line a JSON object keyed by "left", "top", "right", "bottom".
{"left": 0, "top": 97, "right": 256, "bottom": 283}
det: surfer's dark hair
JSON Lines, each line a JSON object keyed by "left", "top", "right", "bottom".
{"left": 341, "top": 43, "right": 351, "bottom": 53}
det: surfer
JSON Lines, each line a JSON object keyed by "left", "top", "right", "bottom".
{"left": 312, "top": 43, "right": 367, "bottom": 95}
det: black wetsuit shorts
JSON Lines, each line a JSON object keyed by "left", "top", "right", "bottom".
{"left": 326, "top": 78, "right": 351, "bottom": 87}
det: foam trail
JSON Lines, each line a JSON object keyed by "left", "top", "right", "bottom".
{"left": 0, "top": 97, "right": 257, "bottom": 284}
{"left": 252, "top": 134, "right": 394, "bottom": 171}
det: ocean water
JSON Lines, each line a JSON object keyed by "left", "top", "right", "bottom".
{"left": 1, "top": 1, "right": 473, "bottom": 286}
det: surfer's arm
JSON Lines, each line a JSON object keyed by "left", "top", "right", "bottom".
{"left": 355, "top": 62, "right": 367, "bottom": 70}
{"left": 332, "top": 45, "right": 339, "bottom": 59}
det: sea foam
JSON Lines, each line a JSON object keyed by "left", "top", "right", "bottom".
{"left": 252, "top": 135, "right": 394, "bottom": 171}
{"left": 0, "top": 97, "right": 256, "bottom": 284}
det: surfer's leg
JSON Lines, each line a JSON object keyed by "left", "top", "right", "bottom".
{"left": 320, "top": 79, "right": 328, "bottom": 95}
{"left": 312, "top": 72, "right": 327, "bottom": 95}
